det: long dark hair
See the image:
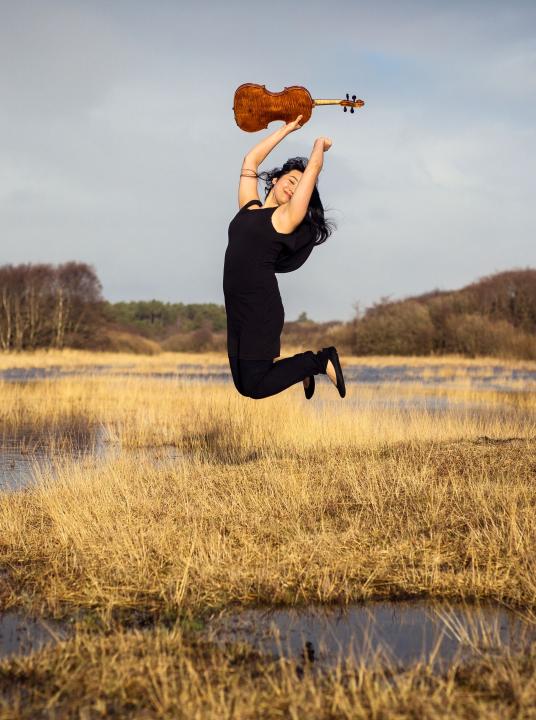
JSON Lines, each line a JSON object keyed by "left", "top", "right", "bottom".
{"left": 250, "top": 156, "right": 336, "bottom": 246}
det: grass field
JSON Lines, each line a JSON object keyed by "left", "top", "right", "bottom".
{"left": 1, "top": 350, "right": 536, "bottom": 718}
{"left": 1, "top": 346, "right": 536, "bottom": 370}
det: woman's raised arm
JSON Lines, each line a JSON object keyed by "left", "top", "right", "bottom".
{"left": 238, "top": 115, "right": 303, "bottom": 208}
{"left": 276, "top": 137, "right": 332, "bottom": 230}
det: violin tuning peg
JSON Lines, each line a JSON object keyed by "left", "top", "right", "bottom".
{"left": 352, "top": 95, "right": 356, "bottom": 101}
{"left": 344, "top": 106, "right": 347, "bottom": 112}
{"left": 350, "top": 107, "right": 354, "bottom": 113}
{"left": 346, "top": 93, "right": 349, "bottom": 100}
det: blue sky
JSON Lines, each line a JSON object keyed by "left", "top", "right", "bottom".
{"left": 1, "top": 0, "right": 535, "bottom": 321}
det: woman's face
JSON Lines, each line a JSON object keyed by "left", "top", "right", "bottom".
{"left": 272, "top": 170, "right": 303, "bottom": 205}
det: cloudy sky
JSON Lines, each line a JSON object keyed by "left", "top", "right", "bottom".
{"left": 1, "top": 0, "right": 535, "bottom": 321}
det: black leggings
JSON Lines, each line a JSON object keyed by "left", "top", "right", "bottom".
{"left": 228, "top": 350, "right": 329, "bottom": 399}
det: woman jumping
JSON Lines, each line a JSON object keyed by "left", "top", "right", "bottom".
{"left": 223, "top": 114, "right": 346, "bottom": 400}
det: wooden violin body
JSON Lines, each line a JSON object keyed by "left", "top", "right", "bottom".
{"left": 234, "top": 84, "right": 314, "bottom": 132}
{"left": 233, "top": 83, "right": 365, "bottom": 132}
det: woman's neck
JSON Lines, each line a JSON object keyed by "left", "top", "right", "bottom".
{"left": 263, "top": 191, "right": 280, "bottom": 209}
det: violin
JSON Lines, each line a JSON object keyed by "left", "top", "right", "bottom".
{"left": 233, "top": 83, "right": 365, "bottom": 132}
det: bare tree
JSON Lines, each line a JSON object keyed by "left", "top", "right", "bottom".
{"left": 0, "top": 262, "right": 103, "bottom": 351}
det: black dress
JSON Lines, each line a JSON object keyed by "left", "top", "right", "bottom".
{"left": 223, "top": 199, "right": 315, "bottom": 360}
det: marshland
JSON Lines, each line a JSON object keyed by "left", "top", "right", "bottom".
{"left": 1, "top": 349, "right": 536, "bottom": 718}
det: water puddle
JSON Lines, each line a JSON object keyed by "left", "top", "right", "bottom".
{"left": 1, "top": 361, "right": 534, "bottom": 491}
{"left": 0, "top": 612, "right": 69, "bottom": 659}
{"left": 2, "top": 600, "right": 535, "bottom": 669}
{"left": 2, "top": 363, "right": 535, "bottom": 392}
{"left": 207, "top": 600, "right": 536, "bottom": 670}
{"left": 0, "top": 425, "right": 112, "bottom": 491}
{"left": 0, "top": 365, "right": 228, "bottom": 383}
{"left": 0, "top": 426, "right": 189, "bottom": 492}
{"left": 341, "top": 364, "right": 536, "bottom": 391}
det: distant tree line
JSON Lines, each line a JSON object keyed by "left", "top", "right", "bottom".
{"left": 2, "top": 263, "right": 535, "bottom": 358}
{"left": 103, "top": 300, "right": 227, "bottom": 337}
{"left": 0, "top": 262, "right": 103, "bottom": 351}
{"left": 349, "top": 269, "right": 536, "bottom": 359}
{"left": 101, "top": 300, "right": 228, "bottom": 353}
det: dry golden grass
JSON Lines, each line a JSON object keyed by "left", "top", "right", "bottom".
{"left": 0, "top": 373, "right": 535, "bottom": 450}
{"left": 2, "top": 438, "right": 536, "bottom": 619}
{"left": 1, "top": 353, "right": 536, "bottom": 717}
{"left": 2, "top": 625, "right": 536, "bottom": 719}
{"left": 1, "top": 347, "right": 536, "bottom": 372}
{"left": 1, "top": 372, "right": 535, "bottom": 616}
{"left": 0, "top": 348, "right": 229, "bottom": 371}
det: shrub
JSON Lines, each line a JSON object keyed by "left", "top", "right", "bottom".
{"left": 100, "top": 330, "right": 162, "bottom": 355}
{"left": 445, "top": 314, "right": 536, "bottom": 359}
{"left": 353, "top": 301, "right": 435, "bottom": 355}
{"left": 161, "top": 331, "right": 227, "bottom": 353}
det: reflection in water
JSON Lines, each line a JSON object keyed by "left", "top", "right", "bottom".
{"left": 1, "top": 362, "right": 533, "bottom": 489}
{"left": 208, "top": 600, "right": 536, "bottom": 670}
{"left": 0, "top": 425, "right": 111, "bottom": 492}
{"left": 0, "top": 427, "right": 189, "bottom": 492}
{"left": 0, "top": 612, "right": 69, "bottom": 659}
{"left": 1, "top": 363, "right": 536, "bottom": 392}
{"left": 2, "top": 601, "right": 534, "bottom": 669}
{"left": 2, "top": 364, "right": 534, "bottom": 670}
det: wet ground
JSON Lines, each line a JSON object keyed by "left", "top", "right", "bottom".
{"left": 2, "top": 600, "right": 534, "bottom": 670}
{"left": 2, "top": 362, "right": 536, "bottom": 392}
{"left": 1, "top": 361, "right": 535, "bottom": 668}
{"left": 1, "top": 361, "right": 534, "bottom": 491}
{"left": 0, "top": 431, "right": 189, "bottom": 492}
{"left": 0, "top": 612, "right": 69, "bottom": 659}
{"left": 0, "top": 425, "right": 111, "bottom": 491}
{"left": 207, "top": 600, "right": 536, "bottom": 671}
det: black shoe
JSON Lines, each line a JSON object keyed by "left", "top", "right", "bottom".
{"left": 304, "top": 375, "right": 315, "bottom": 399}
{"left": 323, "top": 346, "right": 346, "bottom": 398}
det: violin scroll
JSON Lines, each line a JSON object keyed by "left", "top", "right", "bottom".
{"left": 343, "top": 93, "right": 364, "bottom": 113}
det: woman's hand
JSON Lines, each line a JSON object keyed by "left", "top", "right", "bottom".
{"left": 245, "top": 114, "right": 304, "bottom": 167}
{"left": 314, "top": 136, "right": 332, "bottom": 152}
{"left": 283, "top": 114, "right": 303, "bottom": 134}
